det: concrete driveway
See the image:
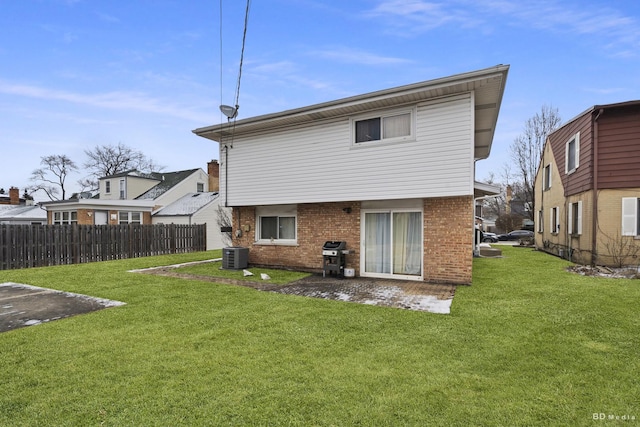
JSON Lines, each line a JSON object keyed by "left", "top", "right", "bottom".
{"left": 0, "top": 283, "right": 125, "bottom": 333}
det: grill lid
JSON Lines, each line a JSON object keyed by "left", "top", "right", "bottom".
{"left": 323, "top": 241, "right": 346, "bottom": 250}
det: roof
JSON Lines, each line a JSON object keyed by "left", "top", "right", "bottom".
{"left": 135, "top": 169, "right": 200, "bottom": 200}
{"left": 549, "top": 99, "right": 640, "bottom": 138}
{"left": 194, "top": 65, "right": 510, "bottom": 160}
{"left": 0, "top": 205, "right": 47, "bottom": 221}
{"left": 153, "top": 192, "right": 220, "bottom": 216}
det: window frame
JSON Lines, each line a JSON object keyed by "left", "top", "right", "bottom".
{"left": 255, "top": 205, "right": 297, "bottom": 245}
{"left": 568, "top": 201, "right": 582, "bottom": 236}
{"left": 543, "top": 164, "right": 552, "bottom": 190}
{"left": 53, "top": 210, "right": 78, "bottom": 225}
{"left": 550, "top": 206, "right": 560, "bottom": 234}
{"left": 621, "top": 197, "right": 639, "bottom": 236}
{"left": 105, "top": 180, "right": 111, "bottom": 194}
{"left": 351, "top": 107, "right": 415, "bottom": 146}
{"left": 537, "top": 209, "right": 544, "bottom": 233}
{"left": 196, "top": 182, "right": 204, "bottom": 193}
{"left": 118, "top": 211, "right": 143, "bottom": 224}
{"left": 565, "top": 132, "right": 580, "bottom": 174}
{"left": 119, "top": 179, "right": 126, "bottom": 199}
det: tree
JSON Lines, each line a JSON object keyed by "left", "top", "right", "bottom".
{"left": 509, "top": 105, "right": 561, "bottom": 220}
{"left": 29, "top": 155, "right": 78, "bottom": 201}
{"left": 80, "top": 143, "right": 164, "bottom": 191}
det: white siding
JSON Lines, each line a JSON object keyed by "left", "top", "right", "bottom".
{"left": 222, "top": 94, "right": 474, "bottom": 206}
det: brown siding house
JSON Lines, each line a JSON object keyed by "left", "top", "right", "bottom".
{"left": 534, "top": 100, "right": 640, "bottom": 266}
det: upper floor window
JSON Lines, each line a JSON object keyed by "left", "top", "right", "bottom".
{"left": 105, "top": 180, "right": 111, "bottom": 194}
{"left": 53, "top": 211, "right": 77, "bottom": 225}
{"left": 119, "top": 179, "right": 126, "bottom": 199}
{"left": 353, "top": 109, "right": 414, "bottom": 145}
{"left": 622, "top": 197, "right": 640, "bottom": 236}
{"left": 565, "top": 132, "right": 580, "bottom": 174}
{"left": 543, "top": 164, "right": 552, "bottom": 190}
{"left": 197, "top": 182, "right": 204, "bottom": 193}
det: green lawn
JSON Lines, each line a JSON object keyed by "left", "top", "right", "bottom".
{"left": 1, "top": 247, "right": 638, "bottom": 426}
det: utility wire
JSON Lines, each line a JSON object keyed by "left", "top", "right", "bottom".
{"left": 233, "top": 0, "right": 251, "bottom": 112}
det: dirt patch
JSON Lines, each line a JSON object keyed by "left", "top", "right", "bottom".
{"left": 567, "top": 265, "right": 640, "bottom": 279}
{"left": 0, "top": 283, "right": 125, "bottom": 333}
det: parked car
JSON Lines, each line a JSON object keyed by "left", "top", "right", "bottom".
{"left": 497, "top": 230, "right": 534, "bottom": 241}
{"left": 482, "top": 232, "right": 499, "bottom": 243}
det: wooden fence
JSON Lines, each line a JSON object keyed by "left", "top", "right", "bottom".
{"left": 0, "top": 224, "right": 207, "bottom": 270}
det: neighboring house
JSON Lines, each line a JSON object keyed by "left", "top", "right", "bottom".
{"left": 42, "top": 161, "right": 228, "bottom": 250}
{"left": 153, "top": 192, "right": 229, "bottom": 250}
{"left": 534, "top": 100, "right": 640, "bottom": 266}
{"left": 0, "top": 205, "right": 47, "bottom": 224}
{"left": 194, "top": 65, "right": 509, "bottom": 284}
{"left": 0, "top": 187, "right": 46, "bottom": 224}
{"left": 0, "top": 187, "right": 27, "bottom": 206}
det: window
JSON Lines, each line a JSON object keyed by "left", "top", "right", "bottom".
{"left": 105, "top": 180, "right": 111, "bottom": 194}
{"left": 256, "top": 205, "right": 297, "bottom": 243}
{"left": 550, "top": 207, "right": 559, "bottom": 234}
{"left": 543, "top": 164, "right": 552, "bottom": 190}
{"left": 568, "top": 201, "right": 582, "bottom": 235}
{"left": 565, "top": 132, "right": 580, "bottom": 174}
{"left": 119, "top": 179, "right": 126, "bottom": 199}
{"left": 119, "top": 211, "right": 142, "bottom": 224}
{"left": 53, "top": 211, "right": 77, "bottom": 225}
{"left": 353, "top": 110, "right": 413, "bottom": 144}
{"left": 537, "top": 210, "right": 544, "bottom": 233}
{"left": 197, "top": 182, "right": 204, "bottom": 193}
{"left": 621, "top": 198, "right": 639, "bottom": 236}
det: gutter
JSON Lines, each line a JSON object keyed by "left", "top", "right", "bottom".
{"left": 591, "top": 108, "right": 604, "bottom": 265}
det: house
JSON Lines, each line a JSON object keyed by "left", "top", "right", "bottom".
{"left": 194, "top": 65, "right": 509, "bottom": 284}
{"left": 0, "top": 187, "right": 47, "bottom": 224}
{"left": 534, "top": 100, "right": 640, "bottom": 266}
{"left": 153, "top": 192, "right": 230, "bottom": 249}
{"left": 42, "top": 161, "right": 229, "bottom": 249}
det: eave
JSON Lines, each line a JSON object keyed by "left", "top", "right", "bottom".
{"left": 194, "top": 65, "right": 509, "bottom": 161}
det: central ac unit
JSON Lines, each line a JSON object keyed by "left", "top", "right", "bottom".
{"left": 222, "top": 247, "right": 249, "bottom": 269}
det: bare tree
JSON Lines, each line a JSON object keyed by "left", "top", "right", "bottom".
{"left": 29, "top": 154, "right": 78, "bottom": 201}
{"left": 80, "top": 142, "right": 164, "bottom": 191}
{"left": 509, "top": 105, "right": 561, "bottom": 219}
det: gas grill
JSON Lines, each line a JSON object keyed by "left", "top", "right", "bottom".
{"left": 322, "top": 241, "right": 347, "bottom": 278}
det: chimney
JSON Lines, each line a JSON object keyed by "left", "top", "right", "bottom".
{"left": 505, "top": 185, "right": 512, "bottom": 214}
{"left": 9, "top": 187, "right": 20, "bottom": 205}
{"left": 207, "top": 160, "right": 220, "bottom": 192}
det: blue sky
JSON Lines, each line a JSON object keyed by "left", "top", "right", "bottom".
{"left": 1, "top": 0, "right": 639, "bottom": 200}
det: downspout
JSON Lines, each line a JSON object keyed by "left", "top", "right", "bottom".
{"left": 591, "top": 108, "right": 604, "bottom": 265}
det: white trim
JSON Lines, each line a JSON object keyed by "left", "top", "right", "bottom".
{"left": 565, "top": 132, "right": 580, "bottom": 174}
{"left": 621, "top": 197, "right": 638, "bottom": 236}
{"left": 360, "top": 205, "right": 424, "bottom": 281}
{"left": 350, "top": 106, "right": 416, "bottom": 147}
{"left": 255, "top": 205, "right": 297, "bottom": 245}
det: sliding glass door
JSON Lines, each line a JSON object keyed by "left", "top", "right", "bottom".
{"left": 363, "top": 210, "right": 422, "bottom": 278}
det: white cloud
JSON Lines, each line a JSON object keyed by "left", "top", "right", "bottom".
{"left": 369, "top": 0, "right": 640, "bottom": 56}
{"left": 312, "top": 47, "right": 413, "bottom": 66}
{"left": 0, "top": 80, "right": 212, "bottom": 123}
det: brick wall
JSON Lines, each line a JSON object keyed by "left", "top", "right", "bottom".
{"left": 232, "top": 197, "right": 474, "bottom": 284}
{"left": 424, "top": 196, "right": 474, "bottom": 285}
{"left": 232, "top": 202, "right": 360, "bottom": 273}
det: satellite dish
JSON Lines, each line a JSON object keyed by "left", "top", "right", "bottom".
{"left": 220, "top": 104, "right": 238, "bottom": 119}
